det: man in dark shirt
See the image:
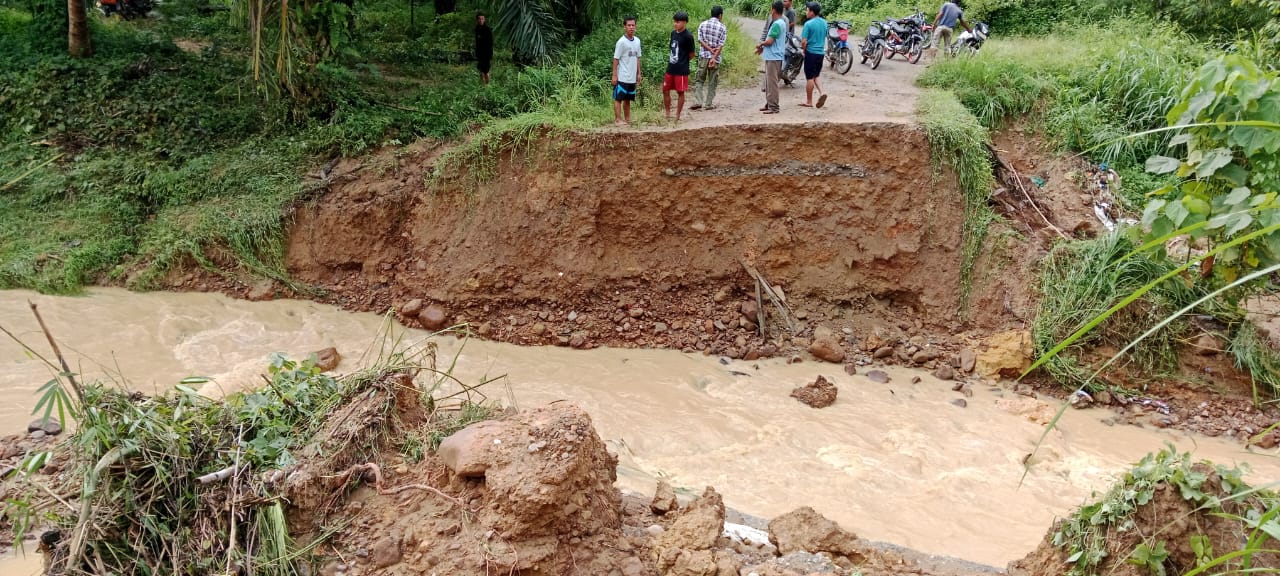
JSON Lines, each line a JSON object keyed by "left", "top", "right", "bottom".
{"left": 663, "top": 11, "right": 697, "bottom": 122}
{"left": 475, "top": 13, "right": 493, "bottom": 84}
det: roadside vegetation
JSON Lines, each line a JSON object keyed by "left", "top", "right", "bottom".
{"left": 0, "top": 0, "right": 754, "bottom": 293}
{"left": 910, "top": 0, "right": 1280, "bottom": 398}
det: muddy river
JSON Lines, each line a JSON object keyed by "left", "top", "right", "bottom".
{"left": 2, "top": 288, "right": 1278, "bottom": 571}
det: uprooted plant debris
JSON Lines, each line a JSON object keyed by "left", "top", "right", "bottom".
{"left": 0, "top": 336, "right": 498, "bottom": 576}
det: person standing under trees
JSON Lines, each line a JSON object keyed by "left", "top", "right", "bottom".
{"left": 930, "top": 0, "right": 971, "bottom": 58}
{"left": 612, "top": 15, "right": 642, "bottom": 126}
{"left": 690, "top": 5, "right": 726, "bottom": 111}
{"left": 756, "top": 1, "right": 786, "bottom": 114}
{"left": 475, "top": 13, "right": 493, "bottom": 85}
{"left": 799, "top": 2, "right": 827, "bottom": 108}
{"left": 664, "top": 11, "right": 697, "bottom": 122}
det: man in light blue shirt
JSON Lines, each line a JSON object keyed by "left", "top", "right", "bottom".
{"left": 755, "top": 1, "right": 786, "bottom": 114}
{"left": 799, "top": 2, "right": 827, "bottom": 108}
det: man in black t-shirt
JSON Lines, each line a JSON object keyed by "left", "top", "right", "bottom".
{"left": 475, "top": 13, "right": 493, "bottom": 84}
{"left": 663, "top": 11, "right": 696, "bottom": 122}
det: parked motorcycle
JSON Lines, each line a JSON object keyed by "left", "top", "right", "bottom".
{"left": 881, "top": 18, "right": 924, "bottom": 64}
{"left": 780, "top": 32, "right": 805, "bottom": 85}
{"left": 858, "top": 21, "right": 886, "bottom": 70}
{"left": 900, "top": 9, "right": 933, "bottom": 49}
{"left": 96, "top": 0, "right": 153, "bottom": 19}
{"left": 949, "top": 22, "right": 990, "bottom": 55}
{"left": 826, "top": 20, "right": 853, "bottom": 75}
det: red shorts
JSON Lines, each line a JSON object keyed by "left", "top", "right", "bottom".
{"left": 663, "top": 73, "right": 689, "bottom": 93}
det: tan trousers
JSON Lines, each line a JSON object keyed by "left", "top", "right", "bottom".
{"left": 764, "top": 60, "right": 782, "bottom": 112}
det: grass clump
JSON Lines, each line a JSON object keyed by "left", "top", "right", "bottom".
{"left": 1029, "top": 233, "right": 1231, "bottom": 389}
{"left": 917, "top": 89, "right": 997, "bottom": 310}
{"left": 1230, "top": 322, "right": 1280, "bottom": 405}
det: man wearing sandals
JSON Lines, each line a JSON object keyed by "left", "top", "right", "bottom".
{"left": 691, "top": 5, "right": 726, "bottom": 111}
{"left": 755, "top": 1, "right": 786, "bottom": 114}
{"left": 798, "top": 2, "right": 827, "bottom": 109}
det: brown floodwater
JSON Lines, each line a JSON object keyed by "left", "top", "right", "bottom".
{"left": 2, "top": 288, "right": 1278, "bottom": 569}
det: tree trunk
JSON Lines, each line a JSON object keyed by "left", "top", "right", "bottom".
{"left": 432, "top": 0, "right": 454, "bottom": 14}
{"left": 67, "top": 0, "right": 91, "bottom": 57}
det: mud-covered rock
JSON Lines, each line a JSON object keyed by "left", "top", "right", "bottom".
{"left": 790, "top": 376, "right": 838, "bottom": 408}
{"left": 419, "top": 305, "right": 448, "bottom": 330}
{"left": 27, "top": 417, "right": 62, "bottom": 436}
{"left": 653, "top": 487, "right": 726, "bottom": 575}
{"left": 767, "top": 507, "right": 863, "bottom": 561}
{"left": 976, "top": 330, "right": 1033, "bottom": 378}
{"left": 400, "top": 298, "right": 424, "bottom": 317}
{"left": 958, "top": 347, "right": 977, "bottom": 373}
{"left": 808, "top": 338, "right": 846, "bottom": 364}
{"left": 652, "top": 480, "right": 679, "bottom": 515}
{"left": 865, "top": 370, "right": 890, "bottom": 384}
{"left": 438, "top": 420, "right": 506, "bottom": 477}
{"left": 371, "top": 536, "right": 401, "bottom": 568}
{"left": 312, "top": 347, "right": 341, "bottom": 372}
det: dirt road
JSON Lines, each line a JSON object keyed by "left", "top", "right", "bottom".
{"left": 638, "top": 15, "right": 926, "bottom": 131}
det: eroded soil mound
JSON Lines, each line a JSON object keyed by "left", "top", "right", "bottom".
{"left": 1010, "top": 456, "right": 1280, "bottom": 576}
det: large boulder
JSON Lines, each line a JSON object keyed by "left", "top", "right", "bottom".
{"left": 976, "top": 330, "right": 1033, "bottom": 379}
{"left": 768, "top": 507, "right": 864, "bottom": 562}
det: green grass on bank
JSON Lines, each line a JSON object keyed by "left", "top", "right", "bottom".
{"left": 0, "top": 0, "right": 755, "bottom": 293}
{"left": 916, "top": 89, "right": 996, "bottom": 312}
{"left": 920, "top": 20, "right": 1210, "bottom": 169}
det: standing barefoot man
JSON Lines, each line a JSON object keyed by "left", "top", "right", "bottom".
{"left": 799, "top": 2, "right": 827, "bottom": 108}
{"left": 613, "top": 15, "right": 642, "bottom": 126}
{"left": 663, "top": 11, "right": 696, "bottom": 122}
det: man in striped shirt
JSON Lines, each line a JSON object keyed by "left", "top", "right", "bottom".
{"left": 690, "top": 5, "right": 727, "bottom": 111}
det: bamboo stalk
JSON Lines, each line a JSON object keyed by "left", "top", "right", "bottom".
{"left": 29, "top": 302, "right": 84, "bottom": 406}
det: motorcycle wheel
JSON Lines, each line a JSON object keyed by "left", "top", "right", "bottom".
{"left": 836, "top": 46, "right": 853, "bottom": 75}
{"left": 907, "top": 40, "right": 922, "bottom": 64}
{"left": 860, "top": 45, "right": 869, "bottom": 64}
{"left": 886, "top": 46, "right": 895, "bottom": 59}
{"left": 783, "top": 60, "right": 801, "bottom": 85}
{"left": 871, "top": 44, "right": 884, "bottom": 69}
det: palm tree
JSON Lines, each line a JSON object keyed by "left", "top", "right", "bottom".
{"left": 67, "top": 0, "right": 91, "bottom": 56}
{"left": 484, "top": 0, "right": 619, "bottom": 63}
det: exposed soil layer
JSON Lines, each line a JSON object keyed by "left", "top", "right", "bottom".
{"left": 280, "top": 123, "right": 1020, "bottom": 363}
{"left": 162, "top": 123, "right": 1280, "bottom": 444}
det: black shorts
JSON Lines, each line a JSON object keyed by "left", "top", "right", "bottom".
{"left": 613, "top": 82, "right": 637, "bottom": 102}
{"left": 804, "top": 52, "right": 823, "bottom": 79}
{"left": 477, "top": 57, "right": 491, "bottom": 74}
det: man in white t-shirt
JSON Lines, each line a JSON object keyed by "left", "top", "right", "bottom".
{"left": 612, "top": 15, "right": 643, "bottom": 126}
